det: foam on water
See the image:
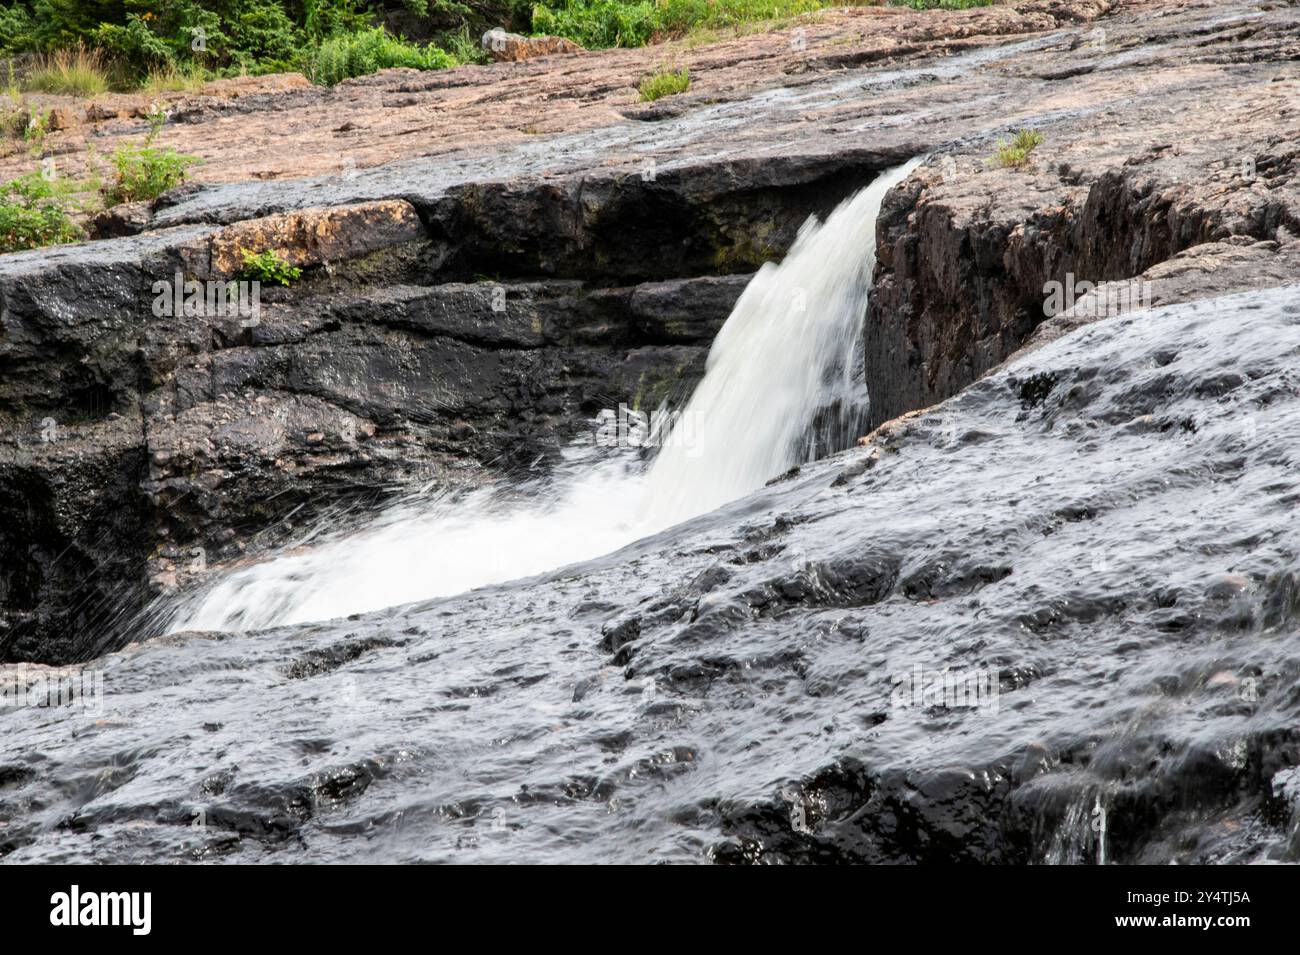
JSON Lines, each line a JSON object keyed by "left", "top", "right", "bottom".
{"left": 166, "top": 159, "right": 920, "bottom": 633}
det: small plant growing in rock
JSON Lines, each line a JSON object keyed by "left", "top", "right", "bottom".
{"left": 990, "top": 129, "right": 1044, "bottom": 169}
{"left": 23, "top": 108, "right": 51, "bottom": 155}
{"left": 103, "top": 108, "right": 199, "bottom": 206}
{"left": 0, "top": 171, "right": 84, "bottom": 253}
{"left": 639, "top": 67, "right": 690, "bottom": 102}
{"left": 238, "top": 248, "right": 302, "bottom": 286}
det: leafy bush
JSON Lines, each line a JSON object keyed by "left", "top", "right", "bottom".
{"left": 532, "top": 1, "right": 660, "bottom": 47}
{"left": 104, "top": 112, "right": 199, "bottom": 205}
{"left": 238, "top": 247, "right": 302, "bottom": 285}
{"left": 990, "top": 129, "right": 1044, "bottom": 169}
{"left": 0, "top": 171, "right": 83, "bottom": 253}
{"left": 105, "top": 141, "right": 197, "bottom": 203}
{"left": 304, "top": 26, "right": 455, "bottom": 85}
{"left": 92, "top": 13, "right": 174, "bottom": 72}
{"left": 639, "top": 66, "right": 689, "bottom": 102}
{"left": 530, "top": 0, "right": 827, "bottom": 48}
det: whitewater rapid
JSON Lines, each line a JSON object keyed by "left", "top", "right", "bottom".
{"left": 167, "top": 159, "right": 921, "bottom": 633}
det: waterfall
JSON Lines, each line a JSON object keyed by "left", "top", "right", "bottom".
{"left": 639, "top": 158, "right": 921, "bottom": 526}
{"left": 166, "top": 159, "right": 920, "bottom": 633}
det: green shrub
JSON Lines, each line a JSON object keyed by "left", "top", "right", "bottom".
{"left": 532, "top": 1, "right": 660, "bottom": 48}
{"left": 238, "top": 247, "right": 302, "bottom": 285}
{"left": 303, "top": 26, "right": 455, "bottom": 85}
{"left": 0, "top": 171, "right": 83, "bottom": 253}
{"left": 104, "top": 112, "right": 199, "bottom": 205}
{"left": 639, "top": 66, "right": 689, "bottom": 102}
{"left": 106, "top": 142, "right": 196, "bottom": 203}
{"left": 530, "top": 0, "right": 828, "bottom": 49}
{"left": 990, "top": 129, "right": 1044, "bottom": 169}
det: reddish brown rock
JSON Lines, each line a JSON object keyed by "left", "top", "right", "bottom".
{"left": 481, "top": 29, "right": 584, "bottom": 63}
{"left": 205, "top": 200, "right": 424, "bottom": 277}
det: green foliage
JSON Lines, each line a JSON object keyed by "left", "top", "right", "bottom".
{"left": 638, "top": 65, "right": 689, "bottom": 102}
{"left": 442, "top": 23, "right": 489, "bottom": 65}
{"left": 303, "top": 25, "right": 454, "bottom": 85}
{"left": 104, "top": 114, "right": 198, "bottom": 204}
{"left": 0, "top": 171, "right": 83, "bottom": 253}
{"left": 23, "top": 108, "right": 50, "bottom": 152}
{"left": 92, "top": 14, "right": 174, "bottom": 71}
{"left": 0, "top": 4, "right": 34, "bottom": 52}
{"left": 238, "top": 247, "right": 302, "bottom": 285}
{"left": 532, "top": 0, "right": 660, "bottom": 47}
{"left": 0, "top": 0, "right": 872, "bottom": 88}
{"left": 989, "top": 128, "right": 1044, "bottom": 169}
{"left": 530, "top": 0, "right": 826, "bottom": 49}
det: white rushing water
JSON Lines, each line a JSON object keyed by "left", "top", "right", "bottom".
{"left": 168, "top": 159, "right": 921, "bottom": 633}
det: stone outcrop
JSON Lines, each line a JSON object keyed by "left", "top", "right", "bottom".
{"left": 481, "top": 29, "right": 583, "bottom": 62}
{"left": 0, "top": 208, "right": 746, "bottom": 661}
{"left": 865, "top": 36, "right": 1300, "bottom": 426}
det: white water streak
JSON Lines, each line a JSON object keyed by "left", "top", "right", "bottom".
{"left": 639, "top": 158, "right": 921, "bottom": 525}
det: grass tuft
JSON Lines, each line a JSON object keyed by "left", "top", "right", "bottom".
{"left": 990, "top": 129, "right": 1044, "bottom": 169}
{"left": 23, "top": 44, "right": 110, "bottom": 97}
{"left": 639, "top": 66, "right": 690, "bottom": 102}
{"left": 139, "top": 65, "right": 209, "bottom": 96}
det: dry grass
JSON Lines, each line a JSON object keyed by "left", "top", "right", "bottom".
{"left": 23, "top": 44, "right": 110, "bottom": 97}
{"left": 139, "top": 65, "right": 209, "bottom": 96}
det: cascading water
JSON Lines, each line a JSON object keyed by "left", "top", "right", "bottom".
{"left": 638, "top": 158, "right": 921, "bottom": 526}
{"left": 166, "top": 159, "right": 921, "bottom": 634}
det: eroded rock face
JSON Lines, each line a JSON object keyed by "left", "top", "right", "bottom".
{"left": 0, "top": 200, "right": 751, "bottom": 663}
{"left": 862, "top": 0, "right": 1299, "bottom": 426}
{"left": 205, "top": 201, "right": 424, "bottom": 277}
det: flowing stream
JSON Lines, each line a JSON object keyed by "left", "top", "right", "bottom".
{"left": 167, "top": 159, "right": 921, "bottom": 634}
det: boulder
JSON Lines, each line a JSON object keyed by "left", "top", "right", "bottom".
{"left": 481, "top": 29, "right": 583, "bottom": 63}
